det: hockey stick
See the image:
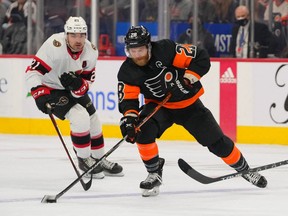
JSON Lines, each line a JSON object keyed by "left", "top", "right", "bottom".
{"left": 178, "top": 158, "right": 288, "bottom": 184}
{"left": 41, "top": 93, "right": 172, "bottom": 203}
{"left": 46, "top": 105, "right": 92, "bottom": 191}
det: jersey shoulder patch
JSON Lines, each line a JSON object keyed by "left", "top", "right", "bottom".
{"left": 53, "top": 39, "right": 62, "bottom": 47}
{"left": 91, "top": 43, "right": 97, "bottom": 50}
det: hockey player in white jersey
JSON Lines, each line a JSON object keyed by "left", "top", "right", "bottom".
{"left": 25, "top": 16, "right": 124, "bottom": 178}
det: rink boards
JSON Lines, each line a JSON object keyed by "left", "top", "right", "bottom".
{"left": 0, "top": 56, "right": 287, "bottom": 144}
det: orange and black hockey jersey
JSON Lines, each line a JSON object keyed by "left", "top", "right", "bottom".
{"left": 117, "top": 39, "right": 211, "bottom": 116}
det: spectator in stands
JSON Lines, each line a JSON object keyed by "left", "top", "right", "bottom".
{"left": 98, "top": 0, "right": 133, "bottom": 39}
{"left": 44, "top": 12, "right": 65, "bottom": 40}
{"left": 177, "top": 18, "right": 216, "bottom": 57}
{"left": 100, "top": 0, "right": 131, "bottom": 21}
{"left": 186, "top": 0, "right": 216, "bottom": 24}
{"left": 210, "top": 0, "right": 237, "bottom": 23}
{"left": 1, "top": 13, "right": 27, "bottom": 54}
{"left": 140, "top": 0, "right": 158, "bottom": 22}
{"left": 3, "top": 0, "right": 37, "bottom": 26}
{"left": 2, "top": 0, "right": 37, "bottom": 54}
{"left": 271, "top": 13, "right": 288, "bottom": 56}
{"left": 264, "top": 0, "right": 288, "bottom": 22}
{"left": 256, "top": 0, "right": 269, "bottom": 23}
{"left": 0, "top": 0, "right": 8, "bottom": 40}
{"left": 170, "top": 0, "right": 193, "bottom": 21}
{"left": 263, "top": 0, "right": 288, "bottom": 56}
{"left": 43, "top": 0, "right": 73, "bottom": 40}
{"left": 280, "top": 45, "right": 288, "bottom": 57}
{"left": 1, "top": 0, "right": 11, "bottom": 9}
{"left": 198, "top": 0, "right": 216, "bottom": 23}
{"left": 229, "top": 5, "right": 276, "bottom": 58}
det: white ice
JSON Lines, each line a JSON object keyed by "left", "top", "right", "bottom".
{"left": 0, "top": 134, "right": 288, "bottom": 216}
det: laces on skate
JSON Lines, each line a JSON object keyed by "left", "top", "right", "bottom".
{"left": 140, "top": 173, "right": 163, "bottom": 197}
{"left": 97, "top": 158, "right": 124, "bottom": 176}
{"left": 242, "top": 171, "right": 267, "bottom": 188}
{"left": 77, "top": 156, "right": 105, "bottom": 179}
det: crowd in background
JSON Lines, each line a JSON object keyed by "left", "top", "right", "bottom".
{"left": 0, "top": 0, "right": 288, "bottom": 57}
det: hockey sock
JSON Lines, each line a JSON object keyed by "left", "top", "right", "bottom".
{"left": 221, "top": 145, "right": 249, "bottom": 171}
{"left": 137, "top": 142, "right": 159, "bottom": 172}
{"left": 91, "top": 134, "right": 105, "bottom": 159}
{"left": 71, "top": 131, "right": 91, "bottom": 158}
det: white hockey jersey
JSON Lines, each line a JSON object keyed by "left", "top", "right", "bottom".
{"left": 25, "top": 32, "right": 98, "bottom": 92}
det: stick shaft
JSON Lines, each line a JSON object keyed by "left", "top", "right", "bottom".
{"left": 47, "top": 93, "right": 172, "bottom": 201}
{"left": 47, "top": 108, "right": 92, "bottom": 190}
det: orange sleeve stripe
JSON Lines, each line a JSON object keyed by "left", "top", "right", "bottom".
{"left": 145, "top": 87, "right": 204, "bottom": 109}
{"left": 172, "top": 44, "right": 193, "bottom": 68}
{"left": 185, "top": 69, "right": 201, "bottom": 80}
{"left": 222, "top": 145, "right": 241, "bottom": 165}
{"left": 123, "top": 84, "right": 140, "bottom": 100}
{"left": 137, "top": 142, "right": 158, "bottom": 161}
{"left": 124, "top": 110, "right": 139, "bottom": 116}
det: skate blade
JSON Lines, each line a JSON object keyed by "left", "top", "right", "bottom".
{"left": 104, "top": 171, "right": 125, "bottom": 177}
{"left": 141, "top": 186, "right": 160, "bottom": 197}
{"left": 84, "top": 171, "right": 105, "bottom": 179}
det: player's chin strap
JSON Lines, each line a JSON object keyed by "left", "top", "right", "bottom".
{"left": 46, "top": 103, "right": 92, "bottom": 191}
{"left": 41, "top": 92, "right": 172, "bottom": 203}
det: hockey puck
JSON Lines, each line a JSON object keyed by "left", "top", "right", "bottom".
{"left": 41, "top": 195, "right": 57, "bottom": 203}
{"left": 46, "top": 199, "right": 57, "bottom": 203}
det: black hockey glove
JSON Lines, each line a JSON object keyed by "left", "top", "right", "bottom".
{"left": 120, "top": 114, "right": 139, "bottom": 144}
{"left": 60, "top": 72, "right": 82, "bottom": 90}
{"left": 60, "top": 72, "right": 89, "bottom": 97}
{"left": 31, "top": 85, "right": 55, "bottom": 114}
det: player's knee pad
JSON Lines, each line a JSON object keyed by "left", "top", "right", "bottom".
{"left": 208, "top": 135, "right": 234, "bottom": 158}
{"left": 66, "top": 104, "right": 90, "bottom": 132}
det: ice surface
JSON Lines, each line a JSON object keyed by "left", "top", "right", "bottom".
{"left": 0, "top": 134, "right": 287, "bottom": 216}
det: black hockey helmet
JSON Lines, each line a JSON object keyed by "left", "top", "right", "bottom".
{"left": 124, "top": 25, "right": 151, "bottom": 49}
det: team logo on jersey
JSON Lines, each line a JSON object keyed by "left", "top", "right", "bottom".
{"left": 53, "top": 39, "right": 61, "bottom": 47}
{"left": 144, "top": 67, "right": 177, "bottom": 98}
{"left": 164, "top": 72, "right": 173, "bottom": 82}
{"left": 56, "top": 96, "right": 69, "bottom": 106}
{"left": 155, "top": 61, "right": 165, "bottom": 69}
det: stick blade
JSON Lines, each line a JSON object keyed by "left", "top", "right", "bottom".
{"left": 82, "top": 175, "right": 93, "bottom": 191}
{"left": 178, "top": 158, "right": 214, "bottom": 184}
{"left": 178, "top": 158, "right": 191, "bottom": 173}
{"left": 41, "top": 195, "right": 57, "bottom": 203}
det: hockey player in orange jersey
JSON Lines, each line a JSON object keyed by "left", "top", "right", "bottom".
{"left": 117, "top": 25, "right": 267, "bottom": 197}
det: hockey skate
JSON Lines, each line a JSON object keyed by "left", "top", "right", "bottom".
{"left": 140, "top": 158, "right": 165, "bottom": 197}
{"left": 99, "top": 158, "right": 124, "bottom": 177}
{"left": 77, "top": 156, "right": 105, "bottom": 179}
{"left": 242, "top": 171, "right": 267, "bottom": 188}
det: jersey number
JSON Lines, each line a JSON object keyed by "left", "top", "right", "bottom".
{"left": 176, "top": 44, "right": 197, "bottom": 58}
